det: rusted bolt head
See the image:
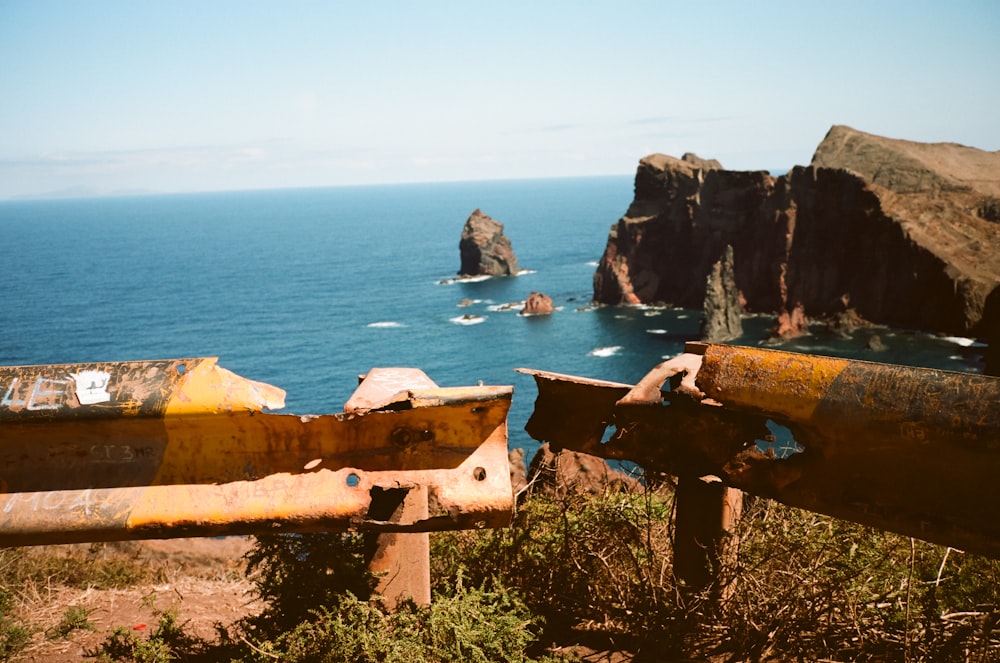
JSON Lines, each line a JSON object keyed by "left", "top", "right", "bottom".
{"left": 391, "top": 427, "right": 412, "bottom": 446}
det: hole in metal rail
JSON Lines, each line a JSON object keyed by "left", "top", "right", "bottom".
{"left": 176, "top": 363, "right": 187, "bottom": 375}
{"left": 473, "top": 467, "right": 487, "bottom": 481}
{"left": 755, "top": 420, "right": 804, "bottom": 459}
{"left": 346, "top": 472, "right": 360, "bottom": 487}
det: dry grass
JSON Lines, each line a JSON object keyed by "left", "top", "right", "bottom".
{"left": 0, "top": 540, "right": 255, "bottom": 661}
{"left": 434, "top": 484, "right": 1000, "bottom": 661}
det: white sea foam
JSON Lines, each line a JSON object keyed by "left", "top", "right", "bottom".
{"left": 586, "top": 261, "right": 599, "bottom": 267}
{"left": 437, "top": 274, "right": 491, "bottom": 285}
{"left": 676, "top": 314, "right": 690, "bottom": 319}
{"left": 450, "top": 314, "right": 486, "bottom": 326}
{"left": 940, "top": 336, "right": 981, "bottom": 347}
{"left": 646, "top": 329, "right": 668, "bottom": 335}
{"left": 367, "top": 321, "right": 405, "bottom": 328}
{"left": 516, "top": 269, "right": 537, "bottom": 276}
{"left": 589, "top": 345, "right": 622, "bottom": 357}
{"left": 520, "top": 306, "right": 563, "bottom": 317}
{"left": 487, "top": 301, "right": 524, "bottom": 312}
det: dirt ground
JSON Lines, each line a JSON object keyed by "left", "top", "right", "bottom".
{"left": 15, "top": 537, "right": 262, "bottom": 662}
{"left": 13, "top": 537, "right": 642, "bottom": 663}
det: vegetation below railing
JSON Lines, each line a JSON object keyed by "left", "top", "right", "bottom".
{"left": 3, "top": 483, "right": 999, "bottom": 661}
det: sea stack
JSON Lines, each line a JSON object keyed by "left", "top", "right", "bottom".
{"left": 699, "top": 245, "right": 743, "bottom": 342}
{"left": 458, "top": 209, "right": 519, "bottom": 277}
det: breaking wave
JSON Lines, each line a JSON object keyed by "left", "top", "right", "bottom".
{"left": 450, "top": 314, "right": 486, "bottom": 326}
{"left": 588, "top": 345, "right": 623, "bottom": 357}
{"left": 437, "top": 274, "right": 491, "bottom": 285}
{"left": 940, "top": 336, "right": 984, "bottom": 348}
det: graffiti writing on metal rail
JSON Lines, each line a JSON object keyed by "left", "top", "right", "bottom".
{"left": 1, "top": 377, "right": 71, "bottom": 411}
{"left": 87, "top": 444, "right": 156, "bottom": 464}
{"left": 2, "top": 487, "right": 119, "bottom": 517}
{"left": 0, "top": 370, "right": 112, "bottom": 412}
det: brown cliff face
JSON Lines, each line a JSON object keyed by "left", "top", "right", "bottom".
{"left": 593, "top": 127, "right": 1000, "bottom": 335}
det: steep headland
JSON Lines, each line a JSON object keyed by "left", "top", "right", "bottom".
{"left": 593, "top": 126, "right": 1000, "bottom": 336}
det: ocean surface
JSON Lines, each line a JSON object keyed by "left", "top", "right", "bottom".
{"left": 0, "top": 177, "right": 987, "bottom": 457}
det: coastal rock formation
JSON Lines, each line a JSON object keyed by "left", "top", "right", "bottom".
{"left": 771, "top": 303, "right": 809, "bottom": 340}
{"left": 458, "top": 209, "right": 519, "bottom": 276}
{"left": 526, "top": 443, "right": 640, "bottom": 497}
{"left": 521, "top": 291, "right": 555, "bottom": 316}
{"left": 699, "top": 244, "right": 743, "bottom": 342}
{"left": 593, "top": 126, "right": 1000, "bottom": 335}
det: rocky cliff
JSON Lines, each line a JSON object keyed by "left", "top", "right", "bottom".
{"left": 593, "top": 126, "right": 1000, "bottom": 335}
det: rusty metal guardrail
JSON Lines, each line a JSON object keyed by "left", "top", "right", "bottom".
{"left": 520, "top": 342, "right": 1000, "bottom": 586}
{"left": 0, "top": 358, "right": 513, "bottom": 547}
{"left": 7, "top": 345, "right": 997, "bottom": 600}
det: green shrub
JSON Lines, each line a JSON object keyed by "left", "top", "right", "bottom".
{"left": 0, "top": 588, "right": 32, "bottom": 660}
{"left": 48, "top": 604, "right": 96, "bottom": 639}
{"left": 230, "top": 576, "right": 553, "bottom": 663}
{"left": 432, "top": 488, "right": 680, "bottom": 637}
{"left": 240, "top": 532, "right": 376, "bottom": 638}
{"left": 87, "top": 609, "right": 204, "bottom": 663}
{"left": 979, "top": 195, "right": 1000, "bottom": 223}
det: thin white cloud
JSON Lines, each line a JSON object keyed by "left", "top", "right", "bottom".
{"left": 296, "top": 92, "right": 320, "bottom": 114}
{"left": 625, "top": 115, "right": 736, "bottom": 127}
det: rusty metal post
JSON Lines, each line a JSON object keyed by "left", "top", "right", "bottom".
{"left": 674, "top": 477, "right": 742, "bottom": 595}
{"left": 719, "top": 485, "right": 742, "bottom": 599}
{"left": 363, "top": 484, "right": 431, "bottom": 607}
{"left": 673, "top": 476, "right": 720, "bottom": 591}
{"left": 345, "top": 368, "right": 441, "bottom": 608}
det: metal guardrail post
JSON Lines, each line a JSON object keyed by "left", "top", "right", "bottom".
{"left": 345, "top": 368, "right": 461, "bottom": 607}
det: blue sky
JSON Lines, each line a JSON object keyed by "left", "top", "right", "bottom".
{"left": 0, "top": 1, "right": 997, "bottom": 199}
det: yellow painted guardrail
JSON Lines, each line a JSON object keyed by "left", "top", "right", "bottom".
{"left": 0, "top": 358, "right": 513, "bottom": 548}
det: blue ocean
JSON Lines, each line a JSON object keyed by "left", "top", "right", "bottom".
{"left": 0, "top": 177, "right": 986, "bottom": 456}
